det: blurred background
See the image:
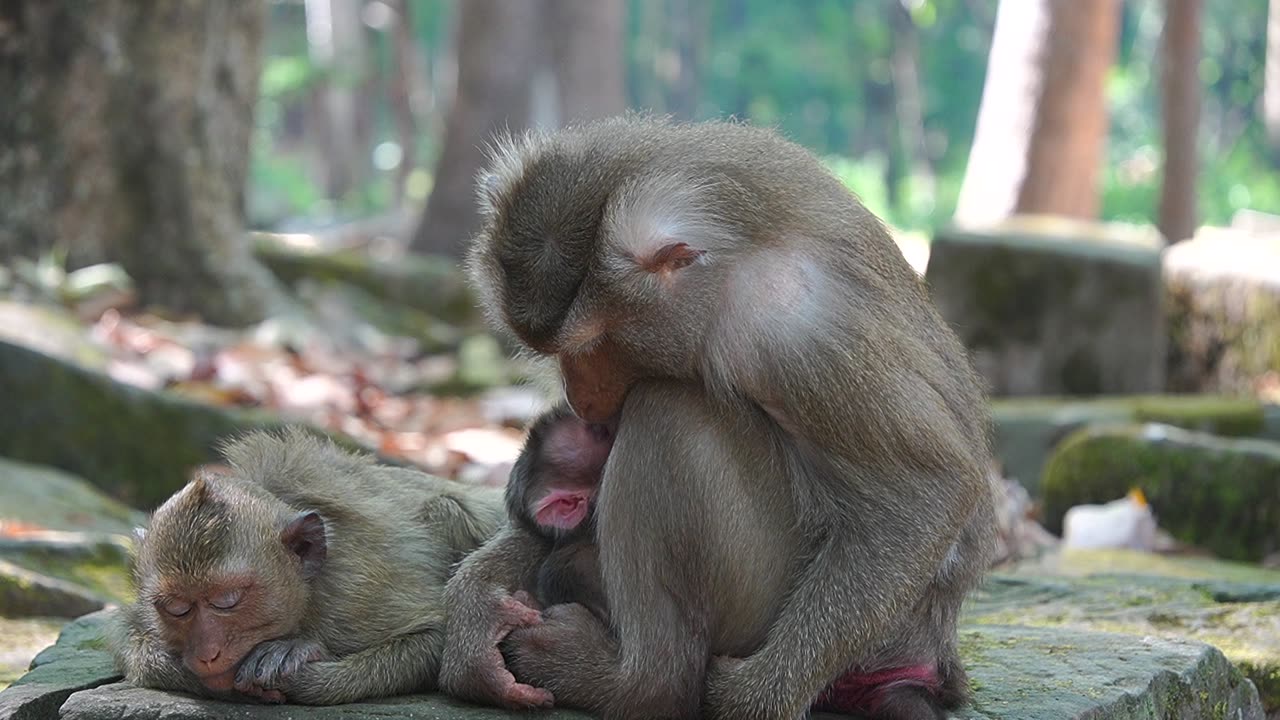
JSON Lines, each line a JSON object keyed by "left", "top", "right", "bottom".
{"left": 239, "top": 0, "right": 1276, "bottom": 242}
{"left": 1, "top": 0, "right": 1279, "bottom": 711}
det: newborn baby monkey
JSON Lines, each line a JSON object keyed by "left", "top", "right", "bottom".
{"left": 505, "top": 404, "right": 612, "bottom": 620}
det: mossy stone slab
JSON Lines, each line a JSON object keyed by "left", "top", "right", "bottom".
{"left": 2, "top": 599, "right": 1270, "bottom": 719}
{"left": 971, "top": 551, "right": 1280, "bottom": 710}
{"left": 1165, "top": 231, "right": 1280, "bottom": 395}
{"left": 926, "top": 218, "right": 1165, "bottom": 397}
{"left": 990, "top": 395, "right": 1277, "bottom": 496}
{"left": 1040, "top": 423, "right": 1280, "bottom": 561}
{"left": 0, "top": 340, "right": 391, "bottom": 510}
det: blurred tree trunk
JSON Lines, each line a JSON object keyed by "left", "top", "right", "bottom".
{"left": 547, "top": 0, "right": 627, "bottom": 123}
{"left": 1157, "top": 0, "right": 1203, "bottom": 244}
{"left": 410, "top": 0, "right": 539, "bottom": 257}
{"left": 886, "top": 0, "right": 934, "bottom": 213}
{"left": 0, "top": 0, "right": 288, "bottom": 326}
{"left": 389, "top": 0, "right": 420, "bottom": 208}
{"left": 954, "top": 0, "right": 1052, "bottom": 227}
{"left": 1013, "top": 0, "right": 1121, "bottom": 218}
{"left": 304, "top": 0, "right": 371, "bottom": 201}
{"left": 664, "top": 0, "right": 707, "bottom": 119}
{"left": 888, "top": 1, "right": 930, "bottom": 177}
{"left": 529, "top": 5, "right": 562, "bottom": 130}
{"left": 1265, "top": 0, "right": 1280, "bottom": 152}
{"left": 726, "top": 0, "right": 751, "bottom": 118}
{"left": 633, "top": 0, "right": 668, "bottom": 113}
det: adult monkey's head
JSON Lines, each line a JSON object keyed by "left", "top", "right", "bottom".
{"left": 466, "top": 116, "right": 834, "bottom": 423}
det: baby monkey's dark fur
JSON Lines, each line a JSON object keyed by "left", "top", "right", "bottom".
{"left": 505, "top": 403, "right": 612, "bottom": 620}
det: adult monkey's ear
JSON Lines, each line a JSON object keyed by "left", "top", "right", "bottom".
{"left": 281, "top": 511, "right": 327, "bottom": 578}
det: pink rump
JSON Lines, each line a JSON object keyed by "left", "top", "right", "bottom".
{"left": 810, "top": 663, "right": 941, "bottom": 715}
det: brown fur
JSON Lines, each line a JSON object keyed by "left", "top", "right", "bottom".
{"left": 443, "top": 115, "right": 996, "bottom": 720}
{"left": 111, "top": 428, "right": 505, "bottom": 705}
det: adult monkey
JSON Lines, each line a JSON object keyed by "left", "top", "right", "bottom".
{"left": 441, "top": 116, "right": 995, "bottom": 720}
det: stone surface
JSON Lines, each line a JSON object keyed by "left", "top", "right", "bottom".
{"left": 990, "top": 395, "right": 1279, "bottom": 496}
{"left": 0, "top": 456, "right": 146, "bottom": 537}
{"left": 58, "top": 685, "right": 597, "bottom": 720}
{"left": 0, "top": 612, "right": 121, "bottom": 720}
{"left": 952, "top": 625, "right": 1261, "bottom": 720}
{"left": 1164, "top": 229, "right": 1280, "bottom": 395}
{"left": 0, "top": 617, "right": 62, "bottom": 690}
{"left": 1041, "top": 423, "right": 1280, "bottom": 562}
{"left": 926, "top": 216, "right": 1166, "bottom": 397}
{"left": 0, "top": 458, "right": 137, "bottom": 615}
{"left": 4, "top": 562, "right": 1276, "bottom": 719}
{"left": 975, "top": 549, "right": 1280, "bottom": 710}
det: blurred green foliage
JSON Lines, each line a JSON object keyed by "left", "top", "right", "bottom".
{"left": 249, "top": 0, "right": 1279, "bottom": 234}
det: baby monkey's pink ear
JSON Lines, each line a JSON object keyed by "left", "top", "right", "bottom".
{"left": 533, "top": 488, "right": 592, "bottom": 530}
{"left": 643, "top": 242, "right": 705, "bottom": 273}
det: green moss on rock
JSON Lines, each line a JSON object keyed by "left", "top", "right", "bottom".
{"left": 1239, "top": 660, "right": 1280, "bottom": 713}
{"left": 0, "top": 340, "right": 386, "bottom": 510}
{"left": 1129, "top": 396, "right": 1266, "bottom": 437}
{"left": 297, "top": 279, "right": 462, "bottom": 353}
{"left": 1041, "top": 424, "right": 1280, "bottom": 562}
{"left": 0, "top": 457, "right": 146, "bottom": 536}
{"left": 0, "top": 617, "right": 62, "bottom": 692}
{"left": 1, "top": 543, "right": 132, "bottom": 604}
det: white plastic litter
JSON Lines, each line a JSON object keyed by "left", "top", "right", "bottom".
{"left": 1062, "top": 489, "right": 1159, "bottom": 552}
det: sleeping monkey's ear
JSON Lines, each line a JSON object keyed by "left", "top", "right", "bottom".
{"left": 282, "top": 511, "right": 327, "bottom": 578}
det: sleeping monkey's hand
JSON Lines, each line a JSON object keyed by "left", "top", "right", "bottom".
{"left": 233, "top": 637, "right": 331, "bottom": 703}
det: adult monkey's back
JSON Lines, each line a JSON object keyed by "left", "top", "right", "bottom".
{"left": 442, "top": 116, "right": 996, "bottom": 720}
